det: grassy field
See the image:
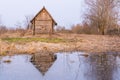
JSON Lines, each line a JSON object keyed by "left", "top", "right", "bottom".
{"left": 1, "top": 37, "right": 66, "bottom": 43}
{"left": 0, "top": 33, "right": 120, "bottom": 56}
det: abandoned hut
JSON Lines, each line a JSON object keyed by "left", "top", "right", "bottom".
{"left": 31, "top": 7, "right": 57, "bottom": 35}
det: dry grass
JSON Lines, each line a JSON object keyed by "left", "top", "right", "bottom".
{"left": 3, "top": 60, "right": 11, "bottom": 63}
{"left": 0, "top": 33, "right": 120, "bottom": 55}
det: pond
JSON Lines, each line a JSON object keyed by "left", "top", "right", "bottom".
{"left": 0, "top": 52, "right": 120, "bottom": 80}
{"left": 0, "top": 55, "right": 43, "bottom": 80}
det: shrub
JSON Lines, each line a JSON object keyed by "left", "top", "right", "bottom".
{"left": 0, "top": 26, "right": 8, "bottom": 35}
{"left": 55, "top": 26, "right": 71, "bottom": 33}
{"left": 107, "top": 28, "right": 120, "bottom": 35}
{"left": 71, "top": 23, "right": 99, "bottom": 34}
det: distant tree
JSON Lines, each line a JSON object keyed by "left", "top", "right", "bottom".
{"left": 71, "top": 24, "right": 83, "bottom": 34}
{"left": 0, "top": 26, "right": 8, "bottom": 35}
{"left": 0, "top": 16, "right": 8, "bottom": 35}
{"left": 24, "top": 15, "right": 33, "bottom": 30}
{"left": 56, "top": 26, "right": 65, "bottom": 32}
{"left": 85, "top": 0, "right": 120, "bottom": 35}
{"left": 55, "top": 26, "right": 71, "bottom": 33}
{"left": 15, "top": 22, "right": 26, "bottom": 36}
{"left": 15, "top": 22, "right": 22, "bottom": 29}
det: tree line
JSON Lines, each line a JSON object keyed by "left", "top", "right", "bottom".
{"left": 56, "top": 0, "right": 120, "bottom": 35}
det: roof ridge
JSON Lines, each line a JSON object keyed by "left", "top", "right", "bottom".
{"left": 31, "top": 6, "right": 57, "bottom": 25}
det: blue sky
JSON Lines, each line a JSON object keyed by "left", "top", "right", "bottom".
{"left": 0, "top": 0, "right": 85, "bottom": 29}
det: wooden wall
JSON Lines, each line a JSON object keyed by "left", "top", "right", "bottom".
{"left": 31, "top": 9, "right": 54, "bottom": 34}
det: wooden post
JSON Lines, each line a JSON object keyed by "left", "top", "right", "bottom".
{"left": 51, "top": 21, "right": 54, "bottom": 34}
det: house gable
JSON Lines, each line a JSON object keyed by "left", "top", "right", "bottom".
{"left": 31, "top": 7, "right": 57, "bottom": 25}
{"left": 31, "top": 7, "right": 57, "bottom": 35}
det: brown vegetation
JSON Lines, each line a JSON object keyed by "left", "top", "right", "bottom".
{"left": 55, "top": 24, "right": 120, "bottom": 35}
{"left": 55, "top": 26, "right": 71, "bottom": 33}
{"left": 71, "top": 23, "right": 99, "bottom": 34}
{"left": 0, "top": 26, "right": 8, "bottom": 35}
{"left": 3, "top": 60, "right": 11, "bottom": 63}
{"left": 0, "top": 33, "right": 120, "bottom": 56}
{"left": 84, "top": 0, "right": 120, "bottom": 35}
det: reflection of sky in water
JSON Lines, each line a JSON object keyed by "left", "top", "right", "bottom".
{"left": 45, "top": 52, "right": 89, "bottom": 80}
{"left": 0, "top": 52, "right": 120, "bottom": 80}
{"left": 113, "top": 56, "right": 120, "bottom": 80}
{"left": 0, "top": 55, "right": 43, "bottom": 80}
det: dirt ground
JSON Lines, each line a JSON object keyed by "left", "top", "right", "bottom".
{"left": 0, "top": 33, "right": 120, "bottom": 55}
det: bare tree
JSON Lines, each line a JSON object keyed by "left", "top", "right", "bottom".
{"left": 0, "top": 16, "right": 8, "bottom": 35}
{"left": 0, "top": 26, "right": 8, "bottom": 35}
{"left": 15, "top": 22, "right": 26, "bottom": 36}
{"left": 84, "top": 0, "right": 120, "bottom": 35}
{"left": 15, "top": 21, "right": 22, "bottom": 29}
{"left": 24, "top": 15, "right": 33, "bottom": 30}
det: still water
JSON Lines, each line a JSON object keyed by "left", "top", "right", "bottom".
{"left": 0, "top": 55, "right": 43, "bottom": 80}
{"left": 0, "top": 52, "right": 120, "bottom": 80}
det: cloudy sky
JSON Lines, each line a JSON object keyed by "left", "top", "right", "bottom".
{"left": 0, "top": 0, "right": 85, "bottom": 29}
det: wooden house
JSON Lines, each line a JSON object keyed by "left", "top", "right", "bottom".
{"left": 31, "top": 7, "right": 57, "bottom": 35}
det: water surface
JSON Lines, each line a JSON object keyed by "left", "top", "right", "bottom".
{"left": 44, "top": 52, "right": 120, "bottom": 80}
{"left": 0, "top": 52, "right": 120, "bottom": 80}
{"left": 0, "top": 55, "right": 43, "bottom": 80}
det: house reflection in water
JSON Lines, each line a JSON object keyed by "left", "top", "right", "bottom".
{"left": 40, "top": 52, "right": 120, "bottom": 80}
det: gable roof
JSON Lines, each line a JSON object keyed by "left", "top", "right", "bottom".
{"left": 31, "top": 6, "right": 57, "bottom": 25}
